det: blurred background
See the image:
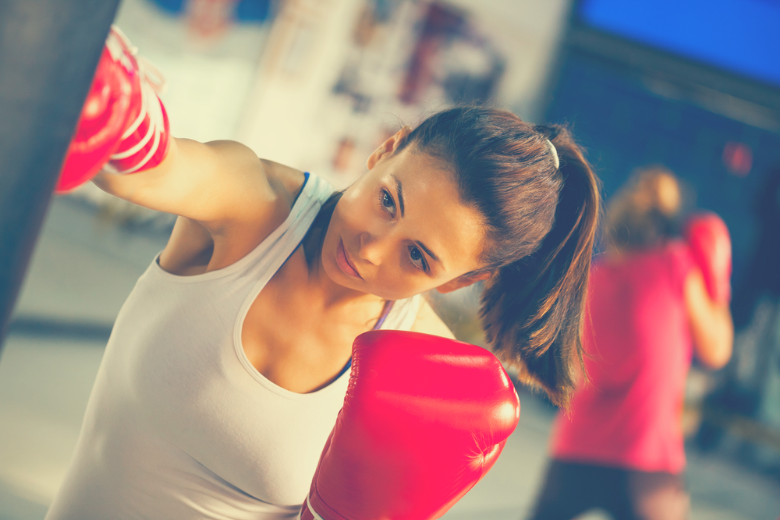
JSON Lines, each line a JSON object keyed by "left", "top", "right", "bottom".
{"left": 2, "top": 0, "right": 780, "bottom": 518}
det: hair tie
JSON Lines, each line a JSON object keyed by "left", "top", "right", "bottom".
{"left": 546, "top": 139, "right": 560, "bottom": 170}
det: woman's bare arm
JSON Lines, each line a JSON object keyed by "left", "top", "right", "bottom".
{"left": 92, "top": 137, "right": 277, "bottom": 228}
{"left": 684, "top": 267, "right": 734, "bottom": 369}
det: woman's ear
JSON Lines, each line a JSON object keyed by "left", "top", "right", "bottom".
{"left": 367, "top": 126, "right": 412, "bottom": 170}
{"left": 436, "top": 271, "right": 492, "bottom": 294}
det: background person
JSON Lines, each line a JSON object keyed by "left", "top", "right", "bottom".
{"left": 528, "top": 166, "right": 734, "bottom": 520}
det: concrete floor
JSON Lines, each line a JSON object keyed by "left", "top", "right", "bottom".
{"left": 1, "top": 196, "right": 779, "bottom": 519}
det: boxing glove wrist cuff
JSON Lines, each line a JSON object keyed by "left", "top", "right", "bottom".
{"left": 106, "top": 26, "right": 170, "bottom": 175}
{"left": 304, "top": 495, "right": 325, "bottom": 520}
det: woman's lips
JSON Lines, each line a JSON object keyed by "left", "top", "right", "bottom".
{"left": 337, "top": 239, "right": 361, "bottom": 278}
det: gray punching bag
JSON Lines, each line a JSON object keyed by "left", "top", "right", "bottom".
{"left": 0, "top": 0, "right": 121, "bottom": 353}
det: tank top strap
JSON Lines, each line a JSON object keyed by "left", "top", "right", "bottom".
{"left": 380, "top": 294, "right": 423, "bottom": 331}
{"left": 229, "top": 172, "right": 335, "bottom": 281}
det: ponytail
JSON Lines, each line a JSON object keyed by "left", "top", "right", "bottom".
{"left": 480, "top": 126, "right": 600, "bottom": 407}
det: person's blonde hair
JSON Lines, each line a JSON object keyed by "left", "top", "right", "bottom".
{"left": 606, "top": 165, "right": 683, "bottom": 252}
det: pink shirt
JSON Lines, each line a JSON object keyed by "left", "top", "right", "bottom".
{"left": 551, "top": 240, "right": 695, "bottom": 474}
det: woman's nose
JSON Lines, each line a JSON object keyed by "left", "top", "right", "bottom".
{"left": 358, "top": 231, "right": 391, "bottom": 266}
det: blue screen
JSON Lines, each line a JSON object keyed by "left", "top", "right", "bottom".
{"left": 578, "top": 0, "right": 780, "bottom": 88}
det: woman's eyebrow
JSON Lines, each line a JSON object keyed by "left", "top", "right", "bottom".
{"left": 390, "top": 174, "right": 443, "bottom": 268}
{"left": 416, "top": 240, "right": 442, "bottom": 268}
{"left": 391, "top": 174, "right": 405, "bottom": 217}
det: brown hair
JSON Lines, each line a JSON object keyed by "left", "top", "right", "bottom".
{"left": 605, "top": 165, "right": 683, "bottom": 252}
{"left": 395, "top": 107, "right": 601, "bottom": 407}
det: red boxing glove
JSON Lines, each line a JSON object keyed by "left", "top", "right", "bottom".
{"left": 684, "top": 212, "right": 732, "bottom": 304}
{"left": 300, "top": 330, "right": 520, "bottom": 520}
{"left": 56, "top": 26, "right": 170, "bottom": 193}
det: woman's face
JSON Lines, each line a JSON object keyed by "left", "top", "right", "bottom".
{"left": 321, "top": 140, "right": 488, "bottom": 301}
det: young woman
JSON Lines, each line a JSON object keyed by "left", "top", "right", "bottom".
{"left": 46, "top": 94, "right": 600, "bottom": 516}
{"left": 529, "top": 167, "right": 733, "bottom": 520}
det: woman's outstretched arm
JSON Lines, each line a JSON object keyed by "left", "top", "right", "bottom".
{"left": 92, "top": 137, "right": 275, "bottom": 226}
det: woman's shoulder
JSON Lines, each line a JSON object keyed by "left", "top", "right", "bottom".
{"left": 662, "top": 238, "right": 697, "bottom": 285}
{"left": 409, "top": 297, "right": 456, "bottom": 339}
{"left": 662, "top": 238, "right": 691, "bottom": 257}
{"left": 158, "top": 160, "right": 307, "bottom": 274}
{"left": 222, "top": 160, "right": 308, "bottom": 237}
{"left": 262, "top": 160, "right": 309, "bottom": 211}
{"left": 215, "top": 160, "right": 309, "bottom": 256}
{"left": 600, "top": 239, "right": 689, "bottom": 266}
{"left": 612, "top": 240, "right": 695, "bottom": 286}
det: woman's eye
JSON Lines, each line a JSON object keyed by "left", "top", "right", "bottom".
{"left": 409, "top": 246, "right": 426, "bottom": 271}
{"left": 380, "top": 189, "right": 396, "bottom": 215}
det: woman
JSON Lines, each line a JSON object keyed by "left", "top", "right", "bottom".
{"left": 46, "top": 104, "right": 600, "bottom": 519}
{"left": 529, "top": 167, "right": 734, "bottom": 520}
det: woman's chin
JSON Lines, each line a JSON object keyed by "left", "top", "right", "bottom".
{"left": 321, "top": 255, "right": 360, "bottom": 290}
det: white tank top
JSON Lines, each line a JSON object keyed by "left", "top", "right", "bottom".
{"left": 45, "top": 173, "right": 422, "bottom": 520}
